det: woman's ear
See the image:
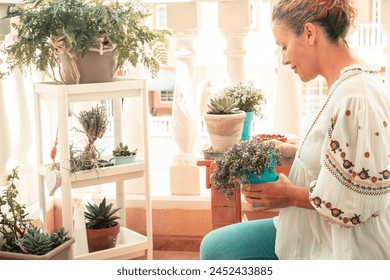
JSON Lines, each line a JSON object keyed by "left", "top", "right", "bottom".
{"left": 303, "top": 22, "right": 317, "bottom": 45}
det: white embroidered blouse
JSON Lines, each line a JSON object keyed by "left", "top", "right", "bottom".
{"left": 275, "top": 65, "right": 390, "bottom": 259}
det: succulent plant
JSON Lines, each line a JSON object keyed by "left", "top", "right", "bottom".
{"left": 50, "top": 227, "right": 70, "bottom": 248}
{"left": 112, "top": 142, "right": 137, "bottom": 157}
{"left": 84, "top": 197, "right": 120, "bottom": 230}
{"left": 206, "top": 95, "right": 241, "bottom": 114}
{"left": 17, "top": 228, "right": 54, "bottom": 255}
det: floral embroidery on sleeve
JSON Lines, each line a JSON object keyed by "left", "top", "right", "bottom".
{"left": 325, "top": 109, "right": 390, "bottom": 195}
{"left": 325, "top": 142, "right": 390, "bottom": 195}
{"left": 310, "top": 194, "right": 380, "bottom": 227}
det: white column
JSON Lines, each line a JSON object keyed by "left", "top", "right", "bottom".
{"left": 269, "top": 0, "right": 301, "bottom": 138}
{"left": 0, "top": 78, "right": 11, "bottom": 187}
{"left": 218, "top": 0, "right": 250, "bottom": 84}
{"left": 382, "top": 0, "right": 390, "bottom": 91}
{"left": 274, "top": 63, "right": 302, "bottom": 138}
{"left": 0, "top": 4, "right": 11, "bottom": 186}
{"left": 2, "top": 12, "right": 38, "bottom": 203}
{"left": 167, "top": 2, "right": 201, "bottom": 195}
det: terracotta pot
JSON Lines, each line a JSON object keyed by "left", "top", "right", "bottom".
{"left": 59, "top": 50, "right": 117, "bottom": 84}
{"left": 203, "top": 111, "right": 246, "bottom": 153}
{"left": 0, "top": 238, "right": 75, "bottom": 260}
{"left": 86, "top": 222, "right": 120, "bottom": 253}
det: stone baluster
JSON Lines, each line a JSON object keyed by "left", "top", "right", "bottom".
{"left": 167, "top": 2, "right": 201, "bottom": 195}
{"left": 382, "top": 0, "right": 390, "bottom": 91}
{"left": 218, "top": 0, "right": 250, "bottom": 84}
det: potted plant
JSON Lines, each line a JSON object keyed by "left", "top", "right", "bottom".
{"left": 203, "top": 94, "right": 246, "bottom": 154}
{"left": 110, "top": 142, "right": 137, "bottom": 165}
{"left": 70, "top": 104, "right": 112, "bottom": 172}
{"left": 211, "top": 139, "right": 282, "bottom": 199}
{"left": 84, "top": 197, "right": 121, "bottom": 253}
{"left": 0, "top": 167, "right": 74, "bottom": 260}
{"left": 3, "top": 0, "right": 171, "bottom": 84}
{"left": 219, "top": 82, "right": 266, "bottom": 141}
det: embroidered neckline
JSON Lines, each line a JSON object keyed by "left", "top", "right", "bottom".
{"left": 297, "top": 65, "right": 376, "bottom": 159}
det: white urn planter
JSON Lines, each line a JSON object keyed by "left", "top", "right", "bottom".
{"left": 203, "top": 111, "right": 246, "bottom": 153}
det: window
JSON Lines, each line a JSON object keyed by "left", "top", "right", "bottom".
{"left": 160, "top": 90, "right": 174, "bottom": 103}
{"left": 156, "top": 4, "right": 168, "bottom": 30}
{"left": 299, "top": 77, "right": 328, "bottom": 119}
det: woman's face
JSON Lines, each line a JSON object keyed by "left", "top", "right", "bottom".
{"left": 272, "top": 23, "right": 319, "bottom": 82}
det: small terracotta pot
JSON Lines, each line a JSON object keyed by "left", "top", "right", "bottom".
{"left": 86, "top": 222, "right": 120, "bottom": 253}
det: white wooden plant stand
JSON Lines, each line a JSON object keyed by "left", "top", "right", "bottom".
{"left": 34, "top": 79, "right": 153, "bottom": 260}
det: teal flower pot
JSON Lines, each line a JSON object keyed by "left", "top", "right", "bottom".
{"left": 240, "top": 155, "right": 278, "bottom": 208}
{"left": 240, "top": 155, "right": 278, "bottom": 184}
{"left": 241, "top": 111, "right": 254, "bottom": 141}
{"left": 246, "top": 168, "right": 278, "bottom": 183}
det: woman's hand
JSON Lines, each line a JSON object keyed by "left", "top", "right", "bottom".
{"left": 242, "top": 173, "right": 314, "bottom": 211}
{"left": 242, "top": 173, "right": 294, "bottom": 211}
{"left": 273, "top": 139, "right": 298, "bottom": 166}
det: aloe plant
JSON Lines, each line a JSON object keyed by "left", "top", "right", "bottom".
{"left": 84, "top": 197, "right": 120, "bottom": 230}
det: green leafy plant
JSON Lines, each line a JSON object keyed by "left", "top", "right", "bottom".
{"left": 84, "top": 197, "right": 120, "bottom": 230}
{"left": 206, "top": 95, "right": 241, "bottom": 114}
{"left": 2, "top": 0, "right": 171, "bottom": 81}
{"left": 0, "top": 167, "right": 69, "bottom": 255}
{"left": 211, "top": 139, "right": 282, "bottom": 199}
{"left": 112, "top": 142, "right": 137, "bottom": 157}
{"left": 219, "top": 82, "right": 266, "bottom": 117}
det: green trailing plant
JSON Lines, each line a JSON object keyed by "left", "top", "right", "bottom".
{"left": 70, "top": 104, "right": 111, "bottom": 171}
{"left": 206, "top": 95, "right": 241, "bottom": 114}
{"left": 84, "top": 197, "right": 120, "bottom": 230}
{"left": 2, "top": 0, "right": 171, "bottom": 81}
{"left": 211, "top": 139, "right": 282, "bottom": 199}
{"left": 112, "top": 142, "right": 137, "bottom": 157}
{"left": 219, "top": 82, "right": 266, "bottom": 117}
{"left": 0, "top": 167, "right": 69, "bottom": 255}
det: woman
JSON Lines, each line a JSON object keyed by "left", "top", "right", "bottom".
{"left": 200, "top": 0, "right": 390, "bottom": 260}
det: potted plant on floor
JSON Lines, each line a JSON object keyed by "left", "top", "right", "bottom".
{"left": 211, "top": 139, "right": 282, "bottom": 199}
{"left": 84, "top": 197, "right": 121, "bottom": 253}
{"left": 70, "top": 104, "right": 112, "bottom": 172}
{"left": 109, "top": 142, "right": 137, "bottom": 166}
{"left": 203, "top": 94, "right": 246, "bottom": 154}
{"left": 0, "top": 167, "right": 74, "bottom": 260}
{"left": 220, "top": 83, "right": 266, "bottom": 141}
{"left": 2, "top": 0, "right": 170, "bottom": 83}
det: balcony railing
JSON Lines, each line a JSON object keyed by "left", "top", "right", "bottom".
{"left": 349, "top": 24, "right": 385, "bottom": 49}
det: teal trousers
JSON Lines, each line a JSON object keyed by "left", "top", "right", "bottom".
{"left": 200, "top": 218, "right": 278, "bottom": 260}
